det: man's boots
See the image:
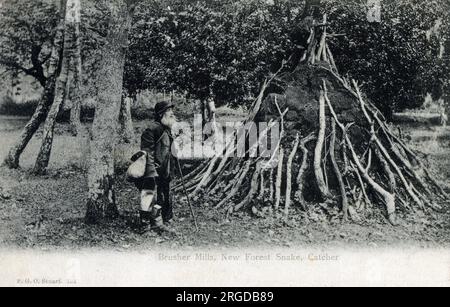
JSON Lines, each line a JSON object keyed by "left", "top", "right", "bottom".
{"left": 135, "top": 210, "right": 153, "bottom": 235}
{"left": 151, "top": 205, "right": 176, "bottom": 235}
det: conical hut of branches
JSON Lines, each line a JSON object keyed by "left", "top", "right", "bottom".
{"left": 176, "top": 15, "right": 447, "bottom": 225}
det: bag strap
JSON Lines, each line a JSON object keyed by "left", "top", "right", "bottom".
{"left": 155, "top": 133, "right": 164, "bottom": 145}
{"left": 155, "top": 129, "right": 171, "bottom": 145}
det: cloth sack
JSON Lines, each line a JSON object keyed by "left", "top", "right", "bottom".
{"left": 127, "top": 151, "right": 147, "bottom": 181}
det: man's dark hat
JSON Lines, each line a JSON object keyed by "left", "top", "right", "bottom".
{"left": 154, "top": 101, "right": 175, "bottom": 117}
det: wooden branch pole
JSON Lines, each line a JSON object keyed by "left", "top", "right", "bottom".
{"left": 274, "top": 147, "right": 285, "bottom": 211}
{"left": 314, "top": 86, "right": 332, "bottom": 200}
{"left": 330, "top": 119, "right": 349, "bottom": 220}
{"left": 374, "top": 147, "right": 396, "bottom": 193}
{"left": 352, "top": 80, "right": 423, "bottom": 210}
{"left": 326, "top": 43, "right": 338, "bottom": 72}
{"left": 295, "top": 134, "right": 315, "bottom": 210}
{"left": 215, "top": 161, "right": 251, "bottom": 209}
{"left": 285, "top": 134, "right": 300, "bottom": 216}
{"left": 324, "top": 84, "right": 397, "bottom": 225}
{"left": 234, "top": 163, "right": 263, "bottom": 212}
{"left": 191, "top": 156, "right": 220, "bottom": 196}
{"left": 316, "top": 14, "right": 327, "bottom": 61}
{"left": 259, "top": 170, "right": 266, "bottom": 200}
{"left": 269, "top": 168, "right": 275, "bottom": 202}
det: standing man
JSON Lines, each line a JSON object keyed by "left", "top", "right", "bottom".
{"left": 134, "top": 101, "right": 177, "bottom": 234}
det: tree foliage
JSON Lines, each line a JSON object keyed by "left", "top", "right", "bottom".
{"left": 125, "top": 0, "right": 305, "bottom": 106}
{"left": 0, "top": 0, "right": 114, "bottom": 98}
{"left": 323, "top": 0, "right": 450, "bottom": 117}
{"left": 0, "top": 0, "right": 58, "bottom": 86}
{"left": 1, "top": 0, "right": 449, "bottom": 115}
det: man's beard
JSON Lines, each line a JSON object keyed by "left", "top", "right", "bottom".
{"left": 161, "top": 114, "right": 177, "bottom": 129}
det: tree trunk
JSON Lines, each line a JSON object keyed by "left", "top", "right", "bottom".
{"left": 201, "top": 99, "right": 207, "bottom": 128}
{"left": 314, "top": 90, "right": 332, "bottom": 200}
{"left": 194, "top": 99, "right": 208, "bottom": 127}
{"left": 67, "top": 0, "right": 83, "bottom": 136}
{"left": 3, "top": 1, "right": 66, "bottom": 169}
{"left": 33, "top": 60, "right": 70, "bottom": 174}
{"left": 302, "top": 0, "right": 322, "bottom": 19}
{"left": 206, "top": 98, "right": 217, "bottom": 136}
{"left": 34, "top": 3, "right": 71, "bottom": 175}
{"left": 85, "top": 0, "right": 132, "bottom": 224}
{"left": 330, "top": 119, "right": 349, "bottom": 220}
{"left": 274, "top": 147, "right": 284, "bottom": 210}
{"left": 285, "top": 135, "right": 300, "bottom": 216}
{"left": 119, "top": 96, "right": 135, "bottom": 143}
{"left": 9, "top": 70, "right": 19, "bottom": 97}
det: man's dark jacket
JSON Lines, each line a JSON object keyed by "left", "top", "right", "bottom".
{"left": 141, "top": 121, "right": 173, "bottom": 180}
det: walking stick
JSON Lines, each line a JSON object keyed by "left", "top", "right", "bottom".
{"left": 176, "top": 158, "right": 199, "bottom": 232}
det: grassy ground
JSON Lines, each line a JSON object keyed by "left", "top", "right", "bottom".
{"left": 0, "top": 114, "right": 449, "bottom": 251}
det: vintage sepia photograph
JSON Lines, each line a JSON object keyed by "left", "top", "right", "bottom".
{"left": 0, "top": 0, "right": 449, "bottom": 288}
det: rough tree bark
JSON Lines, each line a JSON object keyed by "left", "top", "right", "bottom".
{"left": 33, "top": 63, "right": 70, "bottom": 174}
{"left": 85, "top": 0, "right": 134, "bottom": 224}
{"left": 119, "top": 96, "right": 135, "bottom": 143}
{"left": 34, "top": 2, "right": 72, "bottom": 175}
{"left": 3, "top": 0, "right": 66, "bottom": 169}
{"left": 67, "top": 0, "right": 84, "bottom": 137}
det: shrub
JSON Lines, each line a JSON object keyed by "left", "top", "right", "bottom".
{"left": 0, "top": 96, "right": 39, "bottom": 116}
